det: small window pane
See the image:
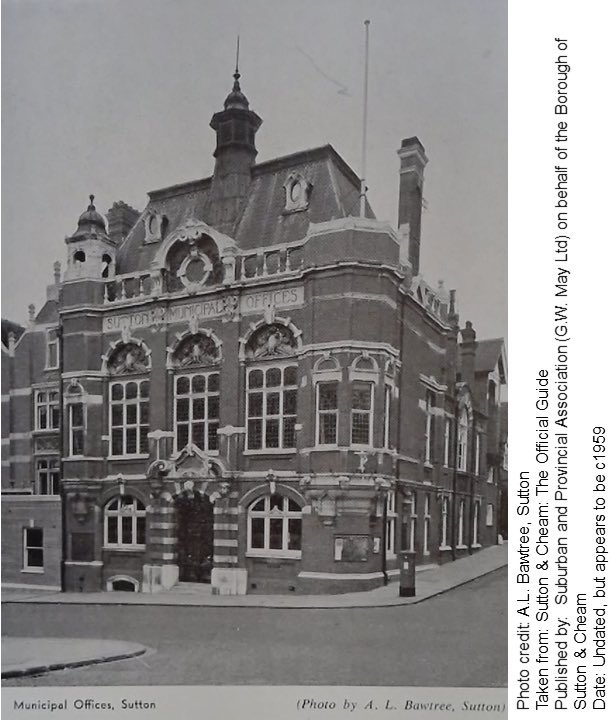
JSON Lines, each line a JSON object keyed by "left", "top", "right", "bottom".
{"left": 249, "top": 369, "right": 263, "bottom": 388}
{"left": 125, "top": 382, "right": 138, "bottom": 399}
{"left": 208, "top": 423, "right": 219, "bottom": 450}
{"left": 28, "top": 528, "right": 43, "bottom": 546}
{"left": 248, "top": 393, "right": 263, "bottom": 416}
{"left": 283, "top": 366, "right": 297, "bottom": 386}
{"left": 247, "top": 419, "right": 262, "bottom": 449}
{"left": 177, "top": 399, "right": 190, "bottom": 421}
{"left": 28, "top": 549, "right": 44, "bottom": 567}
{"left": 319, "top": 383, "right": 337, "bottom": 409}
{"left": 252, "top": 498, "right": 266, "bottom": 512}
{"left": 269, "top": 518, "right": 283, "bottom": 549}
{"left": 287, "top": 499, "right": 301, "bottom": 513}
{"left": 193, "top": 398, "right": 206, "bottom": 419}
{"left": 251, "top": 518, "right": 265, "bottom": 548}
{"left": 266, "top": 368, "right": 282, "bottom": 387}
{"left": 352, "top": 383, "right": 372, "bottom": 410}
{"left": 176, "top": 377, "right": 190, "bottom": 395}
{"left": 140, "top": 402, "right": 149, "bottom": 424}
{"left": 266, "top": 392, "right": 280, "bottom": 415}
{"left": 192, "top": 424, "right": 205, "bottom": 449}
{"left": 121, "top": 517, "right": 133, "bottom": 544}
{"left": 208, "top": 397, "right": 219, "bottom": 419}
{"left": 192, "top": 375, "right": 206, "bottom": 394}
{"left": 265, "top": 419, "right": 280, "bottom": 448}
{"left": 208, "top": 373, "right": 220, "bottom": 392}
{"left": 288, "top": 518, "right": 301, "bottom": 550}
{"left": 283, "top": 389, "right": 297, "bottom": 415}
{"left": 282, "top": 417, "right": 296, "bottom": 447}
{"left": 177, "top": 425, "right": 189, "bottom": 448}
{"left": 107, "top": 517, "right": 118, "bottom": 544}
{"left": 111, "top": 383, "right": 124, "bottom": 400}
{"left": 136, "top": 517, "right": 146, "bottom": 545}
{"left": 112, "top": 430, "right": 123, "bottom": 455}
{"left": 111, "top": 405, "right": 123, "bottom": 426}
{"left": 270, "top": 494, "right": 284, "bottom": 511}
{"left": 126, "top": 428, "right": 137, "bottom": 454}
{"left": 126, "top": 404, "right": 137, "bottom": 424}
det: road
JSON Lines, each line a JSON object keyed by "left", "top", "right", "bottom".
{"left": 2, "top": 568, "right": 506, "bottom": 687}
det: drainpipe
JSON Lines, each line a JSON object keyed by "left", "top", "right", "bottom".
{"left": 58, "top": 321, "right": 66, "bottom": 591}
{"left": 450, "top": 393, "right": 459, "bottom": 562}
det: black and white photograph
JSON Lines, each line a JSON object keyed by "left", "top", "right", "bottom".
{"left": 1, "top": 0, "right": 508, "bottom": 704}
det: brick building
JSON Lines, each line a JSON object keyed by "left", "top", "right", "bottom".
{"left": 1, "top": 70, "right": 507, "bottom": 595}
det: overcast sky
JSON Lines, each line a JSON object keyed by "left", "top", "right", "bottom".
{"left": 1, "top": 0, "right": 506, "bottom": 339}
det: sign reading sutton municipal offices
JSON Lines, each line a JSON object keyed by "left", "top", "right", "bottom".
{"left": 102, "top": 286, "right": 304, "bottom": 333}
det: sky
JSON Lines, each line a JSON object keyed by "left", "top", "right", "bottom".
{"left": 1, "top": 0, "right": 507, "bottom": 339}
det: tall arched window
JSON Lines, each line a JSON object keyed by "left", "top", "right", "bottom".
{"left": 104, "top": 495, "right": 146, "bottom": 548}
{"left": 457, "top": 407, "right": 469, "bottom": 471}
{"left": 175, "top": 372, "right": 220, "bottom": 452}
{"left": 247, "top": 493, "right": 302, "bottom": 557}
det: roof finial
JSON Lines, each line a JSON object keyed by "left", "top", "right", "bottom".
{"left": 88, "top": 194, "right": 95, "bottom": 209}
{"left": 233, "top": 36, "right": 241, "bottom": 90}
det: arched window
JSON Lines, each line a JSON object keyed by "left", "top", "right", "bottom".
{"left": 104, "top": 495, "right": 146, "bottom": 548}
{"left": 457, "top": 407, "right": 469, "bottom": 471}
{"left": 247, "top": 493, "right": 302, "bottom": 557}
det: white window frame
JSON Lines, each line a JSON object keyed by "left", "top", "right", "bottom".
{"left": 440, "top": 497, "right": 450, "bottom": 549}
{"left": 486, "top": 503, "right": 494, "bottom": 527}
{"left": 35, "top": 389, "right": 60, "bottom": 431}
{"left": 385, "top": 490, "right": 397, "bottom": 558}
{"left": 45, "top": 329, "right": 59, "bottom": 370}
{"left": 443, "top": 418, "right": 451, "bottom": 467}
{"left": 246, "top": 363, "right": 298, "bottom": 452}
{"left": 474, "top": 432, "right": 481, "bottom": 475}
{"left": 424, "top": 391, "right": 435, "bottom": 464}
{"left": 247, "top": 494, "right": 302, "bottom": 558}
{"left": 36, "top": 458, "right": 59, "bottom": 495}
{"left": 109, "top": 378, "right": 150, "bottom": 457}
{"left": 457, "top": 499, "right": 466, "bottom": 547}
{"left": 351, "top": 380, "right": 375, "bottom": 447}
{"left": 104, "top": 495, "right": 146, "bottom": 549}
{"left": 457, "top": 407, "right": 469, "bottom": 471}
{"left": 383, "top": 383, "right": 392, "bottom": 449}
{"left": 23, "top": 527, "right": 44, "bottom": 572}
{"left": 405, "top": 491, "right": 417, "bottom": 553}
{"left": 315, "top": 380, "right": 339, "bottom": 447}
{"left": 472, "top": 500, "right": 481, "bottom": 547}
{"left": 174, "top": 371, "right": 220, "bottom": 453}
{"left": 487, "top": 466, "right": 495, "bottom": 484}
{"left": 68, "top": 401, "right": 85, "bottom": 456}
{"left": 423, "top": 494, "right": 431, "bottom": 556}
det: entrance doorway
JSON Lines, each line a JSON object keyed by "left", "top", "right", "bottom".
{"left": 175, "top": 493, "right": 214, "bottom": 583}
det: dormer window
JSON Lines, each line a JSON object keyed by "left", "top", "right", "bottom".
{"left": 283, "top": 172, "right": 312, "bottom": 213}
{"left": 144, "top": 210, "right": 167, "bottom": 244}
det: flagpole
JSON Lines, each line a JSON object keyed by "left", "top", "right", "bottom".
{"left": 360, "top": 19, "right": 370, "bottom": 218}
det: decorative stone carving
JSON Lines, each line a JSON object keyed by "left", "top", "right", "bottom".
{"left": 108, "top": 342, "right": 149, "bottom": 375}
{"left": 248, "top": 324, "right": 296, "bottom": 359}
{"left": 175, "top": 333, "right": 219, "bottom": 368}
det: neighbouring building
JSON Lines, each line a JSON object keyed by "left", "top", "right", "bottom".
{"left": 1, "top": 68, "right": 507, "bottom": 595}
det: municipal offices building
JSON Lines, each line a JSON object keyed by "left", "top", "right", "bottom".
{"left": 1, "top": 70, "right": 507, "bottom": 595}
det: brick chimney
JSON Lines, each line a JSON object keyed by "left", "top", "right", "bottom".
{"left": 459, "top": 320, "right": 478, "bottom": 386}
{"left": 397, "top": 137, "right": 428, "bottom": 275}
{"left": 107, "top": 201, "right": 140, "bottom": 245}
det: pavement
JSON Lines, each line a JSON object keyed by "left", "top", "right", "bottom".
{"left": 2, "top": 543, "right": 506, "bottom": 679}
{"left": 1, "top": 638, "right": 147, "bottom": 679}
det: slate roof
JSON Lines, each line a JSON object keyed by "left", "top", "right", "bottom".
{"left": 475, "top": 337, "right": 506, "bottom": 379}
{"left": 35, "top": 300, "right": 59, "bottom": 324}
{"left": 1, "top": 318, "right": 25, "bottom": 348}
{"left": 116, "top": 144, "right": 374, "bottom": 274}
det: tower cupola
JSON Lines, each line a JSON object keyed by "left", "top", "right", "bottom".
{"left": 64, "top": 195, "right": 117, "bottom": 282}
{"left": 208, "top": 52, "right": 262, "bottom": 234}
